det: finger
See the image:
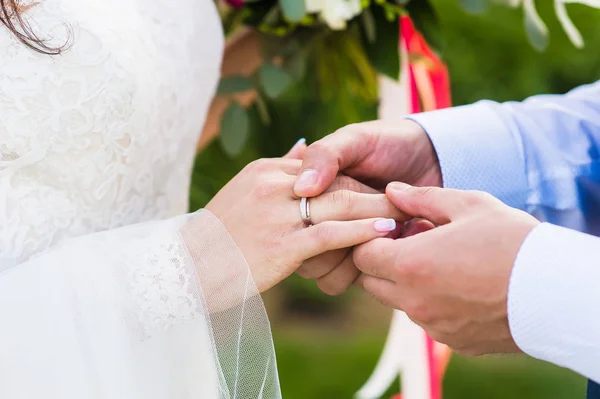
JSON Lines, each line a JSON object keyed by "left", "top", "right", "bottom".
{"left": 360, "top": 275, "right": 400, "bottom": 310}
{"left": 309, "top": 191, "right": 409, "bottom": 224}
{"left": 352, "top": 238, "right": 399, "bottom": 281}
{"left": 294, "top": 124, "right": 372, "bottom": 197}
{"left": 296, "top": 217, "right": 397, "bottom": 260}
{"left": 386, "top": 182, "right": 493, "bottom": 225}
{"left": 316, "top": 253, "right": 361, "bottom": 296}
{"left": 296, "top": 249, "right": 346, "bottom": 279}
{"left": 247, "top": 157, "right": 301, "bottom": 176}
{"left": 325, "top": 174, "right": 381, "bottom": 194}
{"left": 401, "top": 219, "right": 436, "bottom": 238}
{"left": 283, "top": 138, "right": 307, "bottom": 160}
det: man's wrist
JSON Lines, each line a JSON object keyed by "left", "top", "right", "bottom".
{"left": 417, "top": 128, "right": 442, "bottom": 188}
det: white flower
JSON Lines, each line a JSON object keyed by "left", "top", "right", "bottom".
{"left": 305, "top": 0, "right": 362, "bottom": 30}
{"left": 305, "top": 0, "right": 325, "bottom": 13}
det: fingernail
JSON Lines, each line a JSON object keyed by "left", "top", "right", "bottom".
{"left": 294, "top": 138, "right": 306, "bottom": 147}
{"left": 295, "top": 169, "right": 319, "bottom": 191}
{"left": 387, "top": 182, "right": 411, "bottom": 192}
{"left": 374, "top": 218, "right": 397, "bottom": 233}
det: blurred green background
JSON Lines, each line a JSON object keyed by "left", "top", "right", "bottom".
{"left": 192, "top": 1, "right": 600, "bottom": 398}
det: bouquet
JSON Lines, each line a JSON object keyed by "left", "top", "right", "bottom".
{"left": 216, "top": 0, "right": 437, "bottom": 156}
{"left": 215, "top": 0, "right": 600, "bottom": 157}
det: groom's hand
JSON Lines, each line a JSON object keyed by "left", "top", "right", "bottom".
{"left": 293, "top": 120, "right": 442, "bottom": 198}
{"left": 284, "top": 138, "right": 405, "bottom": 296}
{"left": 354, "top": 183, "right": 539, "bottom": 355}
{"left": 294, "top": 175, "right": 404, "bottom": 295}
{"left": 291, "top": 120, "right": 440, "bottom": 295}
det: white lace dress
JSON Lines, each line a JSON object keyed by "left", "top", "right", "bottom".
{"left": 0, "top": 0, "right": 280, "bottom": 397}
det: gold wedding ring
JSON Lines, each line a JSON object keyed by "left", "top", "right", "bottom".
{"left": 300, "top": 197, "right": 312, "bottom": 226}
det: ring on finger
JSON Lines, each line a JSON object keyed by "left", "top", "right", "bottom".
{"left": 300, "top": 197, "right": 313, "bottom": 227}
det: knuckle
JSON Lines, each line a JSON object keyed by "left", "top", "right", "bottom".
{"left": 296, "top": 259, "right": 330, "bottom": 280}
{"left": 353, "top": 244, "right": 382, "bottom": 276}
{"left": 372, "top": 291, "right": 399, "bottom": 310}
{"left": 418, "top": 186, "right": 438, "bottom": 201}
{"left": 393, "top": 253, "right": 417, "bottom": 279}
{"left": 351, "top": 245, "right": 369, "bottom": 269}
{"left": 331, "top": 189, "right": 355, "bottom": 214}
{"left": 332, "top": 123, "right": 359, "bottom": 136}
{"left": 333, "top": 175, "right": 363, "bottom": 193}
{"left": 307, "top": 141, "right": 336, "bottom": 162}
{"left": 316, "top": 277, "right": 347, "bottom": 296}
{"left": 311, "top": 224, "right": 333, "bottom": 247}
{"left": 252, "top": 178, "right": 282, "bottom": 199}
{"left": 296, "top": 266, "right": 315, "bottom": 280}
{"left": 416, "top": 186, "right": 438, "bottom": 198}
{"left": 249, "top": 158, "right": 274, "bottom": 173}
{"left": 466, "top": 190, "right": 495, "bottom": 207}
{"left": 414, "top": 187, "right": 440, "bottom": 213}
{"left": 405, "top": 301, "right": 435, "bottom": 324}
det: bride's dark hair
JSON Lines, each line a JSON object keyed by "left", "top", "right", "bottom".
{"left": 1, "top": 0, "right": 64, "bottom": 54}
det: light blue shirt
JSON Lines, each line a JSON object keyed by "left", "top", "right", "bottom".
{"left": 409, "top": 81, "right": 600, "bottom": 383}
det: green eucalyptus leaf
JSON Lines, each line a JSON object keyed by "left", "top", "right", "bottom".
{"left": 284, "top": 53, "right": 307, "bottom": 79}
{"left": 259, "top": 63, "right": 294, "bottom": 99}
{"left": 280, "top": 0, "right": 306, "bottom": 22}
{"left": 360, "top": 4, "right": 400, "bottom": 80}
{"left": 217, "top": 76, "right": 253, "bottom": 95}
{"left": 220, "top": 102, "right": 250, "bottom": 157}
{"left": 406, "top": 0, "right": 443, "bottom": 54}
{"left": 458, "top": 0, "right": 489, "bottom": 14}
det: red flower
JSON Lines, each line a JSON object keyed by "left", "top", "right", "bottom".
{"left": 225, "top": 0, "right": 244, "bottom": 7}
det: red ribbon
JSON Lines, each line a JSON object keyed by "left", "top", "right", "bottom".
{"left": 391, "top": 15, "right": 453, "bottom": 399}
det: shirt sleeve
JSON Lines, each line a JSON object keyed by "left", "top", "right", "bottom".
{"left": 408, "top": 81, "right": 600, "bottom": 233}
{"left": 508, "top": 222, "right": 600, "bottom": 383}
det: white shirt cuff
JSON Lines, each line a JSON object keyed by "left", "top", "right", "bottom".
{"left": 407, "top": 102, "right": 528, "bottom": 210}
{"left": 508, "top": 222, "right": 600, "bottom": 382}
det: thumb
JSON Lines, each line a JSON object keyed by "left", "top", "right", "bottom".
{"left": 385, "top": 182, "right": 471, "bottom": 225}
{"left": 294, "top": 125, "right": 366, "bottom": 197}
{"left": 293, "top": 142, "right": 340, "bottom": 198}
{"left": 283, "top": 138, "right": 307, "bottom": 160}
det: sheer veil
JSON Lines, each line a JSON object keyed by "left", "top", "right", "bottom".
{"left": 0, "top": 210, "right": 281, "bottom": 398}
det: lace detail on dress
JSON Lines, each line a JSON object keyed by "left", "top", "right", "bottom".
{"left": 128, "top": 239, "right": 201, "bottom": 338}
{"left": 0, "top": 0, "right": 224, "bottom": 268}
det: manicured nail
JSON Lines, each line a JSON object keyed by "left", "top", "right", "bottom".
{"left": 294, "top": 138, "right": 306, "bottom": 147}
{"left": 374, "top": 218, "right": 397, "bottom": 233}
{"left": 294, "top": 169, "right": 319, "bottom": 191}
{"left": 387, "top": 182, "right": 411, "bottom": 192}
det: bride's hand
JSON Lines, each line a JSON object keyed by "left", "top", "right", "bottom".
{"left": 206, "top": 158, "right": 407, "bottom": 292}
